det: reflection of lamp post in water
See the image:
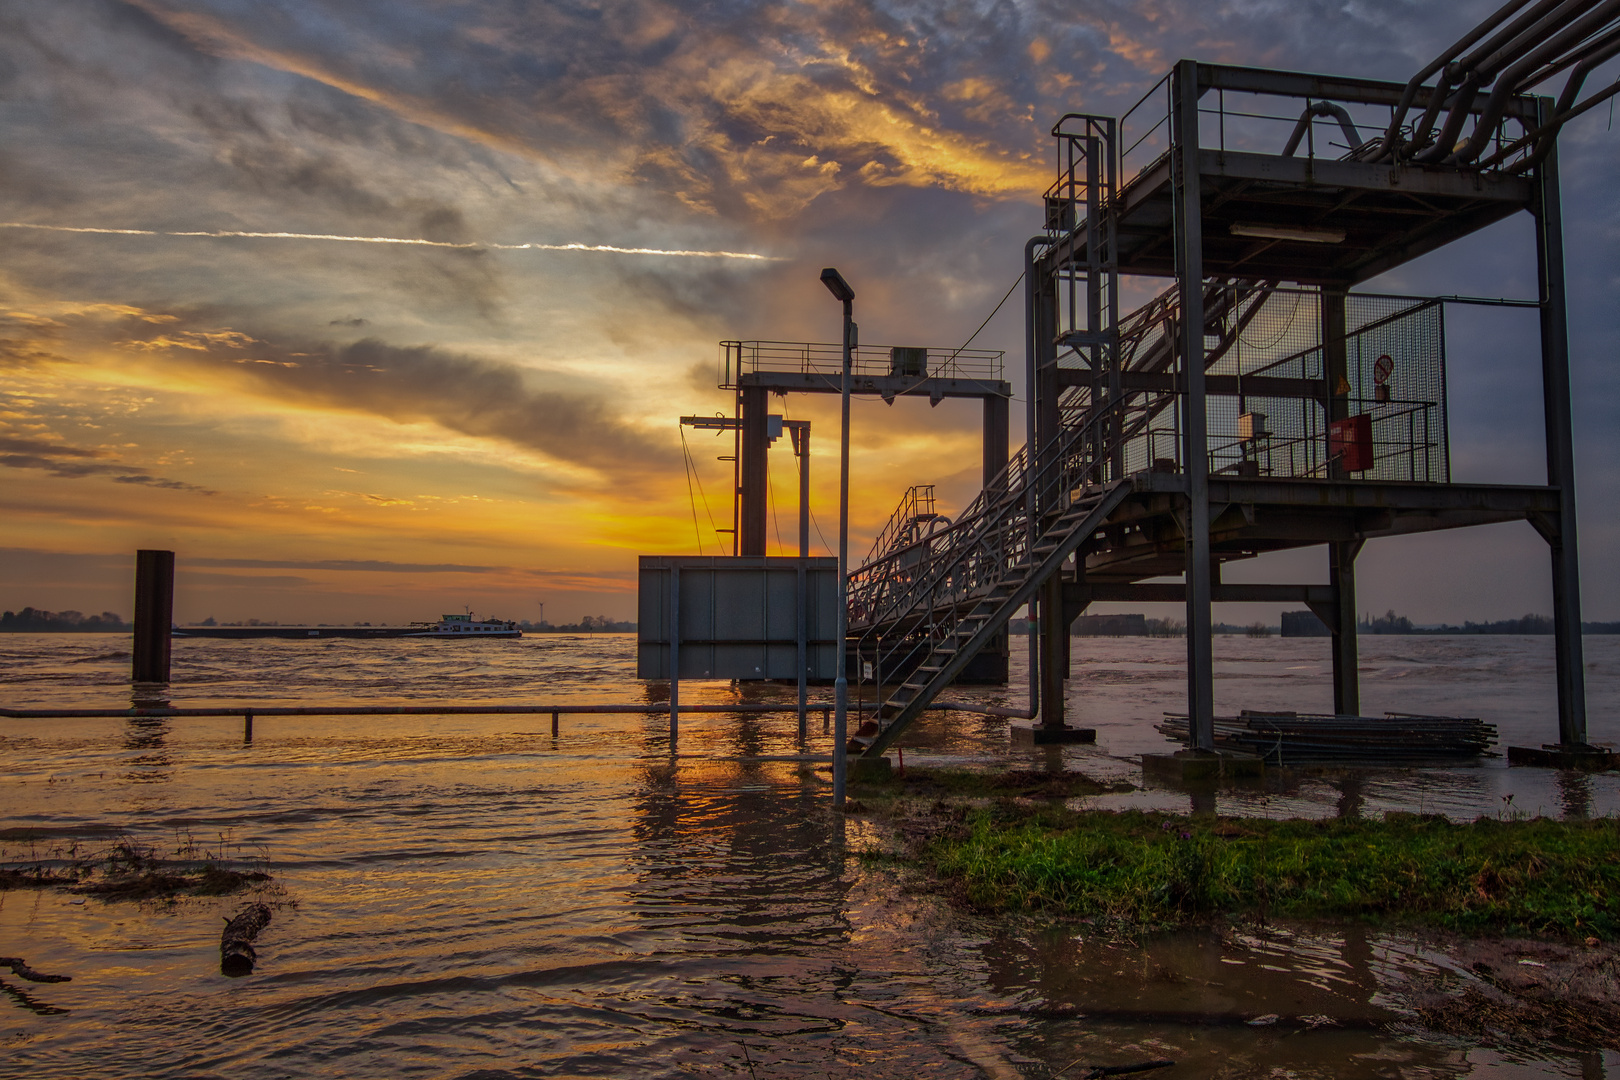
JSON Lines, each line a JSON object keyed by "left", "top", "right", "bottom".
{"left": 820, "top": 267, "right": 855, "bottom": 808}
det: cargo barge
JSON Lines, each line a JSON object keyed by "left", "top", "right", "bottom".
{"left": 173, "top": 613, "right": 521, "bottom": 640}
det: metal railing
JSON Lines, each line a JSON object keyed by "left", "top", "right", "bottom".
{"left": 719, "top": 340, "right": 1004, "bottom": 389}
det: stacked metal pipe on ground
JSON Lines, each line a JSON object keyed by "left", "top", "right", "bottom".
{"left": 1155, "top": 711, "right": 1497, "bottom": 765}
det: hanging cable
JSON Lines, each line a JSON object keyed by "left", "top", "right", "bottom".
{"left": 949, "top": 271, "right": 1025, "bottom": 360}
{"left": 768, "top": 452, "right": 785, "bottom": 556}
{"left": 680, "top": 427, "right": 723, "bottom": 547}
{"left": 679, "top": 430, "right": 704, "bottom": 554}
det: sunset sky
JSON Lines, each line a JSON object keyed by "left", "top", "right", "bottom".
{"left": 2, "top": 0, "right": 1616, "bottom": 626}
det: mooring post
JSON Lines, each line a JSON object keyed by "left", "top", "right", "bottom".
{"left": 1532, "top": 96, "right": 1588, "bottom": 749}
{"left": 1172, "top": 60, "right": 1215, "bottom": 753}
{"left": 551, "top": 710, "right": 559, "bottom": 736}
{"left": 668, "top": 566, "right": 681, "bottom": 743}
{"left": 243, "top": 709, "right": 253, "bottom": 743}
{"left": 132, "top": 549, "right": 175, "bottom": 685}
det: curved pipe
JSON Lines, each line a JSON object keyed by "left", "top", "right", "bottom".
{"left": 1373, "top": 0, "right": 1539, "bottom": 160}
{"left": 1501, "top": 29, "right": 1620, "bottom": 170}
{"left": 1282, "top": 101, "right": 1364, "bottom": 156}
{"left": 1412, "top": 0, "right": 1595, "bottom": 161}
{"left": 1459, "top": 0, "right": 1605, "bottom": 80}
{"left": 1449, "top": 0, "right": 1620, "bottom": 162}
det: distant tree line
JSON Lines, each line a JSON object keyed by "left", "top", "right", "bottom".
{"left": 0, "top": 607, "right": 129, "bottom": 632}
{"left": 518, "top": 615, "right": 636, "bottom": 633}
{"left": 1285, "top": 609, "right": 1620, "bottom": 636}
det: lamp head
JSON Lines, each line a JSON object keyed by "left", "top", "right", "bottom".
{"left": 819, "top": 267, "right": 855, "bottom": 303}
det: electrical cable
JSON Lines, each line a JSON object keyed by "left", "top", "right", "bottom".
{"left": 768, "top": 454, "right": 785, "bottom": 555}
{"left": 680, "top": 427, "right": 723, "bottom": 546}
{"left": 679, "top": 430, "right": 704, "bottom": 554}
{"left": 949, "top": 271, "right": 1025, "bottom": 359}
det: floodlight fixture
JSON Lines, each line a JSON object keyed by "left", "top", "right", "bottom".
{"left": 820, "top": 267, "right": 855, "bottom": 303}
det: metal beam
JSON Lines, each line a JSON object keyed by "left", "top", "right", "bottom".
{"left": 1533, "top": 95, "right": 1588, "bottom": 748}
{"left": 1066, "top": 581, "right": 1339, "bottom": 605}
{"left": 739, "top": 386, "right": 769, "bottom": 557}
{"left": 1329, "top": 539, "right": 1364, "bottom": 715}
{"left": 1174, "top": 59, "right": 1216, "bottom": 753}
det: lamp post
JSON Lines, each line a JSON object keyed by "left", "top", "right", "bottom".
{"left": 820, "top": 267, "right": 855, "bottom": 808}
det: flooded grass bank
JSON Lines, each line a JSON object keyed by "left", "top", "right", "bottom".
{"left": 860, "top": 777, "right": 1619, "bottom": 938}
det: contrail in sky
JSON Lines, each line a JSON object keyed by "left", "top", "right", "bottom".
{"left": 0, "top": 221, "right": 780, "bottom": 261}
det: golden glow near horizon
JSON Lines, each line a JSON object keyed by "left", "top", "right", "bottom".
{"left": 3, "top": 1, "right": 1616, "bottom": 625}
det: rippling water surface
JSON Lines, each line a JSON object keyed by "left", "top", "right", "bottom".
{"left": 1, "top": 633, "right": 1616, "bottom": 1078}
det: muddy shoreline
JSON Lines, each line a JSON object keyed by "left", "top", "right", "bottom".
{"left": 851, "top": 767, "right": 1620, "bottom": 1052}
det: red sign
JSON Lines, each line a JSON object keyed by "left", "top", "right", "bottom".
{"left": 1329, "top": 414, "right": 1373, "bottom": 472}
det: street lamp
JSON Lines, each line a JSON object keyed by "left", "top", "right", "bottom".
{"left": 820, "top": 267, "right": 854, "bottom": 808}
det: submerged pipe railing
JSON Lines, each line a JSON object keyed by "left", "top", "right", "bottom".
{"left": 0, "top": 700, "right": 1015, "bottom": 745}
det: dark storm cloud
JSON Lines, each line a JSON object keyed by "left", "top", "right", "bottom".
{"left": 118, "top": 324, "right": 672, "bottom": 473}
{"left": 0, "top": 433, "right": 216, "bottom": 492}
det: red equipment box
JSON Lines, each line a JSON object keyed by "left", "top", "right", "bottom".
{"left": 1329, "top": 414, "right": 1373, "bottom": 472}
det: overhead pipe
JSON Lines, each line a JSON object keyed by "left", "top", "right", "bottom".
{"left": 1417, "top": 0, "right": 1613, "bottom": 162}
{"left": 1492, "top": 30, "right": 1620, "bottom": 170}
{"left": 1448, "top": 0, "right": 1620, "bottom": 162}
{"left": 1411, "top": 0, "right": 1597, "bottom": 161}
{"left": 1406, "top": 0, "right": 1572, "bottom": 158}
{"left": 1281, "top": 100, "right": 1364, "bottom": 156}
{"left": 1372, "top": 0, "right": 1538, "bottom": 160}
{"left": 1457, "top": 0, "right": 1607, "bottom": 81}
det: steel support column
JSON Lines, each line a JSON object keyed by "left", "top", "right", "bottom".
{"left": 1172, "top": 60, "right": 1215, "bottom": 752}
{"left": 982, "top": 394, "right": 1010, "bottom": 492}
{"left": 739, "top": 385, "right": 769, "bottom": 556}
{"left": 1039, "top": 573, "right": 1067, "bottom": 727}
{"left": 1329, "top": 539, "right": 1364, "bottom": 716}
{"left": 1532, "top": 97, "right": 1588, "bottom": 747}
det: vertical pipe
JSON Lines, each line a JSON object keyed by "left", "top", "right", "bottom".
{"left": 834, "top": 296, "right": 852, "bottom": 806}
{"left": 132, "top": 549, "right": 175, "bottom": 685}
{"left": 668, "top": 566, "right": 680, "bottom": 743}
{"left": 1022, "top": 236, "right": 1047, "bottom": 723}
{"left": 1329, "top": 540, "right": 1364, "bottom": 716}
{"left": 797, "top": 424, "right": 809, "bottom": 740}
{"left": 1172, "top": 60, "right": 1215, "bottom": 753}
{"left": 1532, "top": 96, "right": 1588, "bottom": 748}
{"left": 796, "top": 562, "right": 807, "bottom": 742}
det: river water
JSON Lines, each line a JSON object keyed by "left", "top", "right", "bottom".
{"left": 1, "top": 633, "right": 1617, "bottom": 1078}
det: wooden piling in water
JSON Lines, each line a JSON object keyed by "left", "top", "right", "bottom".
{"left": 132, "top": 549, "right": 174, "bottom": 685}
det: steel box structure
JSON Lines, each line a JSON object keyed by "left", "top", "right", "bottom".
{"left": 637, "top": 556, "right": 839, "bottom": 681}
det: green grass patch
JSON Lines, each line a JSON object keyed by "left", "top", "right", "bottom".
{"left": 914, "top": 804, "right": 1620, "bottom": 940}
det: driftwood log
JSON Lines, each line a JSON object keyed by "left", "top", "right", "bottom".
{"left": 0, "top": 956, "right": 71, "bottom": 983}
{"left": 220, "top": 903, "right": 272, "bottom": 977}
